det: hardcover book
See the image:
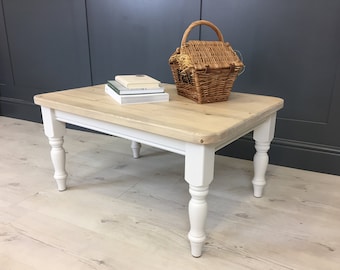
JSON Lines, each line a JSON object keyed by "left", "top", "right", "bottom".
{"left": 105, "top": 84, "right": 169, "bottom": 105}
{"left": 107, "top": 80, "right": 164, "bottom": 95}
{"left": 115, "top": 74, "right": 161, "bottom": 89}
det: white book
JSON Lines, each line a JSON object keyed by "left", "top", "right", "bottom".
{"left": 107, "top": 80, "right": 164, "bottom": 95}
{"left": 105, "top": 84, "right": 169, "bottom": 105}
{"left": 115, "top": 74, "right": 161, "bottom": 89}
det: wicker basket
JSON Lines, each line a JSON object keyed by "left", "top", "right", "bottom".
{"left": 169, "top": 20, "right": 244, "bottom": 104}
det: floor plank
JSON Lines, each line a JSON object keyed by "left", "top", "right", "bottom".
{"left": 0, "top": 116, "right": 339, "bottom": 269}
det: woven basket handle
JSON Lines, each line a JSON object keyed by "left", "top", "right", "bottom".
{"left": 181, "top": 20, "right": 224, "bottom": 47}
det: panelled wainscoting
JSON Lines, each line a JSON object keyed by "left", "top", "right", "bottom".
{"left": 1, "top": 1, "right": 340, "bottom": 175}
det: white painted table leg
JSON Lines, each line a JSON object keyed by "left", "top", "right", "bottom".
{"left": 185, "top": 144, "right": 215, "bottom": 257}
{"left": 48, "top": 137, "right": 67, "bottom": 191}
{"left": 188, "top": 185, "right": 209, "bottom": 257}
{"left": 131, "top": 141, "right": 141, "bottom": 159}
{"left": 252, "top": 114, "right": 277, "bottom": 197}
{"left": 41, "top": 107, "right": 68, "bottom": 191}
{"left": 252, "top": 141, "right": 270, "bottom": 197}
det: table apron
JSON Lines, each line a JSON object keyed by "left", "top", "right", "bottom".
{"left": 53, "top": 110, "right": 273, "bottom": 157}
{"left": 55, "top": 110, "right": 187, "bottom": 155}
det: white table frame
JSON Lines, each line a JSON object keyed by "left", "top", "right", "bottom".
{"left": 40, "top": 105, "right": 277, "bottom": 257}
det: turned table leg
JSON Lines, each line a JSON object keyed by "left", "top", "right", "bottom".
{"left": 185, "top": 144, "right": 215, "bottom": 257}
{"left": 41, "top": 107, "right": 68, "bottom": 191}
{"left": 48, "top": 137, "right": 67, "bottom": 191}
{"left": 252, "top": 114, "right": 277, "bottom": 198}
{"left": 188, "top": 185, "right": 209, "bottom": 257}
{"left": 131, "top": 141, "right": 141, "bottom": 159}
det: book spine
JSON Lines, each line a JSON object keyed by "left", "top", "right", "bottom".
{"left": 120, "top": 93, "right": 169, "bottom": 104}
{"left": 107, "top": 82, "right": 120, "bottom": 94}
{"left": 105, "top": 84, "right": 122, "bottom": 103}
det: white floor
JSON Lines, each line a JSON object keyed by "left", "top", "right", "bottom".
{"left": 1, "top": 116, "right": 339, "bottom": 270}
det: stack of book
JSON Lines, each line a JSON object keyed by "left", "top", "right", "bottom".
{"left": 105, "top": 74, "right": 169, "bottom": 104}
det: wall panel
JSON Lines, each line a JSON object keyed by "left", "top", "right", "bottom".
{"left": 202, "top": 0, "right": 340, "bottom": 174}
{"left": 0, "top": 0, "right": 339, "bottom": 174}
{"left": 86, "top": 0, "right": 201, "bottom": 84}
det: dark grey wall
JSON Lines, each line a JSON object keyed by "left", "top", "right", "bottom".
{"left": 202, "top": 0, "right": 340, "bottom": 175}
{"left": 0, "top": 0, "right": 92, "bottom": 120}
{"left": 86, "top": 0, "right": 200, "bottom": 84}
{"left": 0, "top": 0, "right": 339, "bottom": 175}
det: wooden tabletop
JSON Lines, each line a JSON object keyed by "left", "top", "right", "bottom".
{"left": 34, "top": 84, "right": 284, "bottom": 145}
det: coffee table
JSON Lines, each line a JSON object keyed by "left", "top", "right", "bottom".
{"left": 34, "top": 84, "right": 283, "bottom": 257}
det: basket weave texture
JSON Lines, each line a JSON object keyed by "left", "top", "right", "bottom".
{"left": 169, "top": 20, "right": 244, "bottom": 104}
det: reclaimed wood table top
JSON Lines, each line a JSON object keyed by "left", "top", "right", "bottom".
{"left": 34, "top": 84, "right": 284, "bottom": 145}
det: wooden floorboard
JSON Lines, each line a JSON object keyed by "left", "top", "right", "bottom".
{"left": 0, "top": 116, "right": 339, "bottom": 269}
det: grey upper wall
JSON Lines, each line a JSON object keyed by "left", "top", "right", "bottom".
{"left": 0, "top": 0, "right": 339, "bottom": 175}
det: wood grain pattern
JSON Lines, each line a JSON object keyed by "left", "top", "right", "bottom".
{"left": 34, "top": 84, "right": 283, "bottom": 144}
{"left": 1, "top": 116, "right": 339, "bottom": 269}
